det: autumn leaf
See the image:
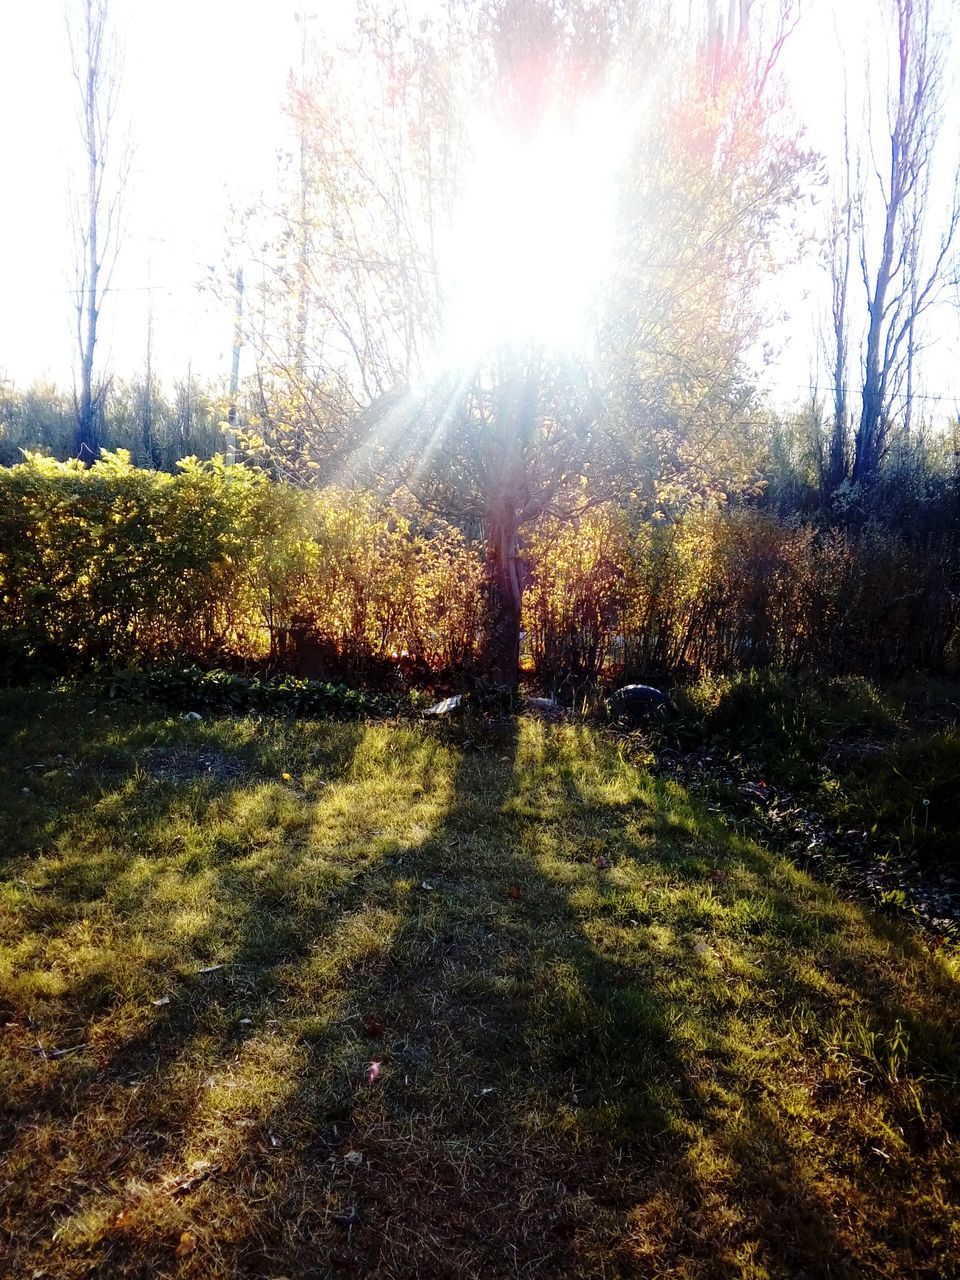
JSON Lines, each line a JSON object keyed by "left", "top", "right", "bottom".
{"left": 508, "top": 884, "right": 521, "bottom": 900}
{"left": 175, "top": 1230, "right": 197, "bottom": 1258}
{"left": 362, "top": 1013, "right": 386, "bottom": 1037}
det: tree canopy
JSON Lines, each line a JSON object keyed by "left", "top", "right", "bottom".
{"left": 233, "top": 0, "right": 812, "bottom": 681}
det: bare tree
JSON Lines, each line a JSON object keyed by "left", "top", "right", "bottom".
{"left": 67, "top": 0, "right": 129, "bottom": 460}
{"left": 821, "top": 101, "right": 854, "bottom": 495}
{"left": 852, "top": 0, "right": 959, "bottom": 488}
{"left": 140, "top": 269, "right": 160, "bottom": 468}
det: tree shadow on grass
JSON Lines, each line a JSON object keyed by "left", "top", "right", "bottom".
{"left": 151, "top": 718, "right": 861, "bottom": 1280}
{"left": 2, "top": 700, "right": 958, "bottom": 1278}
{"left": 1, "top": 692, "right": 384, "bottom": 1273}
{"left": 544, "top": 725, "right": 960, "bottom": 1277}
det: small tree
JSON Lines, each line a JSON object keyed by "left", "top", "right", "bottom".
{"left": 852, "top": 0, "right": 958, "bottom": 489}
{"left": 67, "top": 0, "right": 129, "bottom": 460}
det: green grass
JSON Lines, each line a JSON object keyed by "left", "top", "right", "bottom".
{"left": 1, "top": 689, "right": 959, "bottom": 1279}
{"left": 681, "top": 672, "right": 960, "bottom": 871}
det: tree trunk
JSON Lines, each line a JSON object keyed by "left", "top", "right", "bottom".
{"left": 482, "top": 501, "right": 523, "bottom": 688}
{"left": 77, "top": 60, "right": 100, "bottom": 460}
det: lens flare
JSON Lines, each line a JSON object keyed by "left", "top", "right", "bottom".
{"left": 436, "top": 97, "right": 627, "bottom": 367}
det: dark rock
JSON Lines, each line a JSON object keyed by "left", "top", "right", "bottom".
{"left": 610, "top": 684, "right": 674, "bottom": 724}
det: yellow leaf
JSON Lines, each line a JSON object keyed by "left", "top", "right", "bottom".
{"left": 175, "top": 1231, "right": 197, "bottom": 1258}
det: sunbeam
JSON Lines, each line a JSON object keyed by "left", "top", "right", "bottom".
{"left": 435, "top": 96, "right": 628, "bottom": 367}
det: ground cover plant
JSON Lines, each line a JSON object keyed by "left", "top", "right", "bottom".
{"left": 2, "top": 688, "right": 958, "bottom": 1278}
{"left": 678, "top": 673, "right": 960, "bottom": 876}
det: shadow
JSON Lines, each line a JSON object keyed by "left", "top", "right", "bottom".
{"left": 203, "top": 716, "right": 683, "bottom": 1279}
{"left": 2, "top": 695, "right": 958, "bottom": 1279}
{"left": 1, "top": 691, "right": 376, "bottom": 1267}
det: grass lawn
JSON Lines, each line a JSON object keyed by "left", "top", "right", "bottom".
{"left": 1, "top": 689, "right": 958, "bottom": 1279}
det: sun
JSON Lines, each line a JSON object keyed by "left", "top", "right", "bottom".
{"left": 436, "top": 99, "right": 627, "bottom": 367}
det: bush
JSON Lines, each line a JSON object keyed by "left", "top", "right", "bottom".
{"left": 1, "top": 455, "right": 956, "bottom": 691}
{"left": 0, "top": 454, "right": 485, "bottom": 682}
{"left": 523, "top": 504, "right": 959, "bottom": 683}
{"left": 0, "top": 451, "right": 287, "bottom": 669}
{"left": 93, "top": 663, "right": 393, "bottom": 718}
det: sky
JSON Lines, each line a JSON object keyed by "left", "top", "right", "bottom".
{"left": 768, "top": 0, "right": 960, "bottom": 418}
{"left": 1, "top": 0, "right": 958, "bottom": 419}
{"left": 0, "top": 0, "right": 310, "bottom": 389}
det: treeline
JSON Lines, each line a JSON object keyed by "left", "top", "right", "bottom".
{"left": 4, "top": 1, "right": 960, "bottom": 692}
{"left": 2, "top": 451, "right": 957, "bottom": 689}
{"left": 0, "top": 377, "right": 225, "bottom": 470}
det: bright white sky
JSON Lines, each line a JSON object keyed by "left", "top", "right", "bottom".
{"left": 768, "top": 0, "right": 960, "bottom": 418}
{"left": 1, "top": 0, "right": 958, "bottom": 419}
{"left": 0, "top": 0, "right": 312, "bottom": 389}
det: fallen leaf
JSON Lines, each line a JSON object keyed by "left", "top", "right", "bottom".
{"left": 420, "top": 881, "right": 434, "bottom": 892}
{"left": 508, "top": 884, "right": 521, "bottom": 900}
{"left": 175, "top": 1230, "right": 197, "bottom": 1258}
{"left": 282, "top": 772, "right": 292, "bottom": 781}
{"left": 152, "top": 995, "right": 171, "bottom": 1006}
{"left": 343, "top": 1150, "right": 363, "bottom": 1166}
{"left": 365, "top": 1061, "right": 381, "bottom": 1084}
{"left": 593, "top": 855, "right": 611, "bottom": 870}
{"left": 362, "top": 1013, "right": 386, "bottom": 1037}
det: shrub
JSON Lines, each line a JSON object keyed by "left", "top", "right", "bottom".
{"left": 1, "top": 455, "right": 956, "bottom": 690}
{"left": 94, "top": 663, "right": 392, "bottom": 718}
{"left": 0, "top": 453, "right": 485, "bottom": 682}
{"left": 0, "top": 451, "right": 286, "bottom": 670}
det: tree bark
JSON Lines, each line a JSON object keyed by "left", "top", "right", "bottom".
{"left": 482, "top": 500, "right": 523, "bottom": 688}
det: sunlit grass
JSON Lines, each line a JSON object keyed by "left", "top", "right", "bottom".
{"left": 1, "top": 690, "right": 958, "bottom": 1278}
